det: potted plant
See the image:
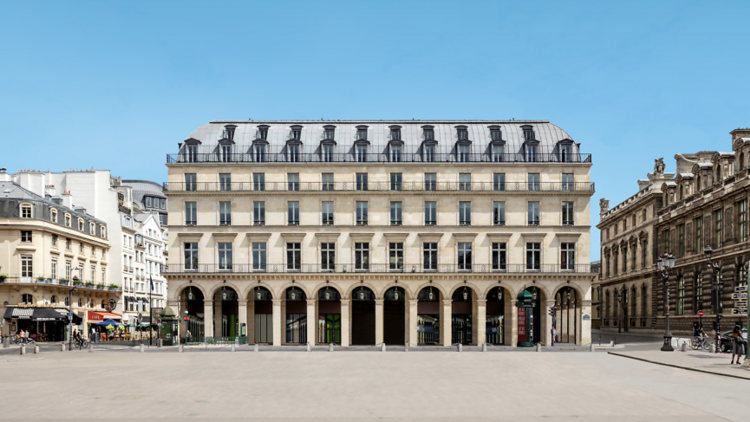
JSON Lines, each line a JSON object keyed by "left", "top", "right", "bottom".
{"left": 59, "top": 278, "right": 69, "bottom": 285}
{"left": 0, "top": 275, "right": 7, "bottom": 283}
{"left": 85, "top": 281, "right": 95, "bottom": 288}
{"left": 96, "top": 283, "right": 105, "bottom": 290}
{"left": 73, "top": 279, "right": 83, "bottom": 287}
{"left": 108, "top": 284, "right": 119, "bottom": 291}
{"left": 37, "top": 276, "right": 46, "bottom": 283}
{"left": 45, "top": 277, "right": 53, "bottom": 284}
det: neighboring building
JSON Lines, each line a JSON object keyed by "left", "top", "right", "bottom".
{"left": 0, "top": 175, "right": 120, "bottom": 341}
{"left": 597, "top": 167, "right": 668, "bottom": 333}
{"left": 164, "top": 120, "right": 596, "bottom": 347}
{"left": 590, "top": 260, "right": 601, "bottom": 329}
{"left": 122, "top": 179, "right": 168, "bottom": 226}
{"left": 653, "top": 128, "right": 750, "bottom": 335}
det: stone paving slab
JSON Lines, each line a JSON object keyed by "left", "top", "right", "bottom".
{"left": 610, "top": 349, "right": 750, "bottom": 380}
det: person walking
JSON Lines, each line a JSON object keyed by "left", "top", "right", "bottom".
{"left": 551, "top": 327, "right": 556, "bottom": 346}
{"left": 731, "top": 323, "right": 746, "bottom": 365}
{"left": 186, "top": 329, "right": 191, "bottom": 344}
{"left": 18, "top": 330, "right": 24, "bottom": 344}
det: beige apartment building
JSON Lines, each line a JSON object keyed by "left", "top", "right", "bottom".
{"left": 164, "top": 120, "right": 595, "bottom": 347}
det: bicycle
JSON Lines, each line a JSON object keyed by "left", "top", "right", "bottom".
{"left": 691, "top": 333, "right": 710, "bottom": 351}
{"left": 75, "top": 337, "right": 89, "bottom": 350}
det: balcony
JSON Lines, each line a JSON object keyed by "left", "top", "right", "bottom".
{"left": 167, "top": 151, "right": 592, "bottom": 165}
{"left": 164, "top": 263, "right": 596, "bottom": 275}
{"left": 164, "top": 181, "right": 595, "bottom": 193}
{"left": 0, "top": 275, "right": 121, "bottom": 291}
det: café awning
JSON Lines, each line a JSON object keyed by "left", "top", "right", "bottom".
{"left": 2, "top": 307, "right": 82, "bottom": 323}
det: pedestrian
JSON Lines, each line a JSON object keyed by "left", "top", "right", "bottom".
{"left": 91, "top": 326, "right": 96, "bottom": 343}
{"left": 186, "top": 329, "right": 191, "bottom": 344}
{"left": 551, "top": 328, "right": 556, "bottom": 346}
{"left": 731, "top": 323, "right": 746, "bottom": 365}
{"left": 25, "top": 330, "right": 30, "bottom": 343}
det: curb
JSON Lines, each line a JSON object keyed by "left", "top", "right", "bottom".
{"left": 608, "top": 352, "right": 750, "bottom": 381}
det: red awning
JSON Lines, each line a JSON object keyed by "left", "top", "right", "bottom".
{"left": 88, "top": 311, "right": 122, "bottom": 321}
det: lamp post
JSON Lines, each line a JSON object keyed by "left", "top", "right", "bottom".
{"left": 658, "top": 252, "right": 675, "bottom": 351}
{"left": 68, "top": 269, "right": 80, "bottom": 351}
{"left": 704, "top": 246, "right": 722, "bottom": 353}
{"left": 616, "top": 291, "right": 622, "bottom": 334}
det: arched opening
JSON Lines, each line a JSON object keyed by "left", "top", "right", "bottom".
{"left": 417, "top": 286, "right": 441, "bottom": 345}
{"left": 554, "top": 287, "right": 579, "bottom": 343}
{"left": 182, "top": 286, "right": 205, "bottom": 343}
{"left": 251, "top": 286, "right": 273, "bottom": 344}
{"left": 214, "top": 286, "right": 239, "bottom": 341}
{"left": 383, "top": 286, "right": 406, "bottom": 345}
{"left": 525, "top": 286, "right": 545, "bottom": 344}
{"left": 285, "top": 286, "right": 307, "bottom": 344}
{"left": 452, "top": 286, "right": 473, "bottom": 345}
{"left": 318, "top": 286, "right": 341, "bottom": 344}
{"left": 21, "top": 294, "right": 34, "bottom": 305}
{"left": 486, "top": 286, "right": 508, "bottom": 345}
{"left": 351, "top": 286, "right": 375, "bottom": 345}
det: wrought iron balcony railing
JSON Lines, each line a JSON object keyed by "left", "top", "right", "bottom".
{"left": 0, "top": 275, "right": 121, "bottom": 291}
{"left": 167, "top": 152, "right": 592, "bottom": 165}
{"left": 165, "top": 263, "right": 595, "bottom": 274}
{"left": 164, "top": 181, "right": 595, "bottom": 193}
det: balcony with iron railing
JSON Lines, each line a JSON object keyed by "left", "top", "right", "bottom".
{"left": 165, "top": 263, "right": 595, "bottom": 275}
{"left": 0, "top": 275, "right": 122, "bottom": 291}
{"left": 164, "top": 181, "right": 595, "bottom": 193}
{"left": 168, "top": 151, "right": 592, "bottom": 165}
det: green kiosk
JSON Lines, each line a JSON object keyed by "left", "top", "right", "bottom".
{"left": 515, "top": 289, "right": 535, "bottom": 347}
{"left": 158, "top": 306, "right": 179, "bottom": 346}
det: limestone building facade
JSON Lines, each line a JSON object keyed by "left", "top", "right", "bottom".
{"left": 164, "top": 120, "right": 596, "bottom": 347}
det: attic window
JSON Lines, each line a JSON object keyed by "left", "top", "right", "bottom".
{"left": 20, "top": 204, "right": 32, "bottom": 219}
{"left": 257, "top": 125, "right": 269, "bottom": 141}
{"left": 65, "top": 214, "right": 71, "bottom": 227}
{"left": 389, "top": 126, "right": 402, "bottom": 141}
{"left": 90, "top": 222, "right": 96, "bottom": 235}
{"left": 323, "top": 125, "right": 336, "bottom": 141}
{"left": 489, "top": 126, "right": 502, "bottom": 141}
{"left": 291, "top": 125, "right": 302, "bottom": 141}
{"left": 456, "top": 126, "right": 469, "bottom": 141}
{"left": 101, "top": 226, "right": 106, "bottom": 238}
{"left": 422, "top": 126, "right": 434, "bottom": 141}
{"left": 51, "top": 209, "right": 58, "bottom": 223}
{"left": 223, "top": 125, "right": 236, "bottom": 140}
{"left": 522, "top": 125, "right": 535, "bottom": 141}
{"left": 78, "top": 218, "right": 84, "bottom": 231}
{"left": 356, "top": 126, "right": 368, "bottom": 141}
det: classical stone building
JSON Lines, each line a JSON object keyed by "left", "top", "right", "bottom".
{"left": 654, "top": 128, "right": 750, "bottom": 335}
{"left": 590, "top": 260, "right": 601, "bottom": 329}
{"left": 164, "top": 120, "right": 595, "bottom": 347}
{"left": 0, "top": 176, "right": 120, "bottom": 341}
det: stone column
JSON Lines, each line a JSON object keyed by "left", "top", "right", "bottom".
{"left": 544, "top": 299, "right": 556, "bottom": 346}
{"left": 506, "top": 297, "right": 516, "bottom": 347}
{"left": 307, "top": 299, "right": 317, "bottom": 345}
{"left": 340, "top": 299, "right": 350, "bottom": 347}
{"left": 580, "top": 299, "right": 592, "bottom": 345}
{"left": 441, "top": 299, "right": 452, "bottom": 347}
{"left": 475, "top": 299, "right": 486, "bottom": 346}
{"left": 375, "top": 299, "right": 384, "bottom": 345}
{"left": 238, "top": 300, "right": 248, "bottom": 341}
{"left": 204, "top": 300, "right": 214, "bottom": 341}
{"left": 214, "top": 293, "right": 223, "bottom": 339}
{"left": 272, "top": 299, "right": 282, "bottom": 346}
{"left": 247, "top": 300, "right": 255, "bottom": 344}
{"left": 408, "top": 299, "right": 418, "bottom": 347}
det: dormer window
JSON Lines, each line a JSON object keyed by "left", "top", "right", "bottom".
{"left": 557, "top": 138, "right": 575, "bottom": 163}
{"left": 51, "top": 209, "right": 58, "bottom": 223}
{"left": 65, "top": 214, "right": 71, "bottom": 228}
{"left": 90, "top": 222, "right": 96, "bottom": 235}
{"left": 522, "top": 125, "right": 535, "bottom": 141}
{"left": 521, "top": 126, "right": 539, "bottom": 162}
{"left": 490, "top": 126, "right": 502, "bottom": 141}
{"left": 253, "top": 143, "right": 267, "bottom": 162}
{"left": 223, "top": 125, "right": 236, "bottom": 140}
{"left": 181, "top": 138, "right": 202, "bottom": 163}
{"left": 356, "top": 126, "right": 368, "bottom": 141}
{"left": 322, "top": 144, "right": 334, "bottom": 162}
{"left": 423, "top": 126, "right": 434, "bottom": 141}
{"left": 20, "top": 204, "right": 32, "bottom": 219}
{"left": 101, "top": 226, "right": 106, "bottom": 238}
{"left": 389, "top": 126, "right": 402, "bottom": 141}
{"left": 323, "top": 125, "right": 336, "bottom": 141}
{"left": 354, "top": 126, "right": 370, "bottom": 162}
{"left": 78, "top": 218, "right": 84, "bottom": 231}
{"left": 456, "top": 126, "right": 469, "bottom": 141}
{"left": 488, "top": 126, "right": 504, "bottom": 163}
{"left": 257, "top": 125, "right": 269, "bottom": 141}
{"left": 291, "top": 125, "right": 302, "bottom": 141}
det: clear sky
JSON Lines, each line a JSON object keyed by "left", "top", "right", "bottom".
{"left": 2, "top": 1, "right": 750, "bottom": 260}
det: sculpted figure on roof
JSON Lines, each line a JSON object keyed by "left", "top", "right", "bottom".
{"left": 654, "top": 158, "right": 665, "bottom": 175}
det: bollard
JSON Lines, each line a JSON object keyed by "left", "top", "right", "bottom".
{"left": 3, "top": 337, "right": 9, "bottom": 348}
{"left": 609, "top": 340, "right": 614, "bottom": 347}
{"left": 381, "top": 343, "right": 386, "bottom": 352}
{"left": 61, "top": 343, "right": 66, "bottom": 352}
{"left": 329, "top": 343, "right": 334, "bottom": 352}
{"left": 709, "top": 343, "right": 716, "bottom": 353}
{"left": 140, "top": 344, "right": 144, "bottom": 353}
{"left": 231, "top": 344, "right": 235, "bottom": 352}
{"left": 680, "top": 341, "right": 687, "bottom": 352}
{"left": 34, "top": 345, "right": 39, "bottom": 354}
{"left": 20, "top": 345, "right": 25, "bottom": 355}
{"left": 482, "top": 342, "right": 487, "bottom": 352}
{"left": 179, "top": 344, "right": 183, "bottom": 353}
{"left": 405, "top": 342, "right": 409, "bottom": 352}
{"left": 254, "top": 343, "right": 259, "bottom": 353}
{"left": 157, "top": 339, "right": 162, "bottom": 348}
{"left": 306, "top": 342, "right": 311, "bottom": 352}
{"left": 590, "top": 343, "right": 595, "bottom": 352}
{"left": 457, "top": 343, "right": 462, "bottom": 352}
{"left": 536, "top": 343, "right": 542, "bottom": 352}
{"left": 89, "top": 343, "right": 94, "bottom": 353}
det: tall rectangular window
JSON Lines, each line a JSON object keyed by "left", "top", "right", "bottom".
{"left": 184, "top": 242, "right": 198, "bottom": 270}
{"left": 51, "top": 258, "right": 57, "bottom": 281}
{"left": 288, "top": 173, "right": 300, "bottom": 191}
{"left": 185, "top": 202, "right": 197, "bottom": 226}
{"left": 528, "top": 173, "right": 540, "bottom": 191}
{"left": 187, "top": 145, "right": 198, "bottom": 163}
{"left": 219, "top": 201, "right": 232, "bottom": 226}
{"left": 493, "top": 202, "right": 505, "bottom": 226}
{"left": 525, "top": 145, "right": 539, "bottom": 162}
{"left": 390, "top": 173, "right": 402, "bottom": 191}
{"left": 218, "top": 243, "right": 232, "bottom": 270}
{"left": 390, "top": 202, "right": 402, "bottom": 226}
{"left": 459, "top": 173, "right": 471, "bottom": 191}
{"left": 562, "top": 202, "right": 574, "bottom": 226}
{"left": 253, "top": 173, "right": 265, "bottom": 191}
{"left": 562, "top": 173, "right": 574, "bottom": 191}
{"left": 288, "top": 202, "right": 299, "bottom": 226}
{"left": 356, "top": 145, "right": 367, "bottom": 162}
{"left": 493, "top": 173, "right": 505, "bottom": 191}
{"left": 458, "top": 242, "right": 472, "bottom": 271}
{"left": 21, "top": 230, "right": 32, "bottom": 242}
{"left": 424, "top": 145, "right": 435, "bottom": 162}
{"left": 458, "top": 145, "right": 470, "bottom": 162}
{"left": 323, "top": 145, "right": 334, "bottom": 162}
{"left": 425, "top": 202, "right": 437, "bottom": 226}
{"left": 66, "top": 260, "right": 71, "bottom": 281}
{"left": 390, "top": 145, "right": 402, "bottom": 162}
{"left": 288, "top": 145, "right": 300, "bottom": 162}
{"left": 459, "top": 202, "right": 471, "bottom": 226}
{"left": 425, "top": 173, "right": 437, "bottom": 191}
{"left": 737, "top": 200, "right": 747, "bottom": 243}
{"left": 21, "top": 255, "right": 33, "bottom": 282}
{"left": 287, "top": 243, "right": 301, "bottom": 271}
{"left": 253, "top": 201, "right": 265, "bottom": 226}
{"left": 219, "top": 173, "right": 231, "bottom": 191}
{"left": 695, "top": 273, "right": 703, "bottom": 312}
{"left": 321, "top": 243, "right": 335, "bottom": 271}
{"left": 561, "top": 243, "right": 575, "bottom": 271}
{"left": 560, "top": 144, "right": 572, "bottom": 162}
{"left": 677, "top": 276, "right": 685, "bottom": 316}
{"left": 677, "top": 224, "right": 684, "bottom": 258}
{"left": 355, "top": 242, "right": 369, "bottom": 271}
{"left": 714, "top": 209, "right": 722, "bottom": 248}
{"left": 322, "top": 201, "right": 334, "bottom": 226}
{"left": 526, "top": 243, "right": 541, "bottom": 271}
{"left": 424, "top": 242, "right": 438, "bottom": 271}
{"left": 322, "top": 173, "right": 334, "bottom": 191}
{"left": 389, "top": 243, "right": 404, "bottom": 271}
{"left": 356, "top": 201, "right": 368, "bottom": 225}
{"left": 528, "top": 202, "right": 540, "bottom": 226}
{"left": 491, "top": 144, "right": 503, "bottom": 162}
{"left": 185, "top": 173, "right": 196, "bottom": 191}
{"left": 694, "top": 217, "right": 702, "bottom": 253}
{"left": 356, "top": 173, "right": 368, "bottom": 191}
{"left": 492, "top": 243, "right": 507, "bottom": 271}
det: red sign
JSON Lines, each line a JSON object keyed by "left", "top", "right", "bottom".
{"left": 518, "top": 307, "right": 527, "bottom": 343}
{"left": 698, "top": 310, "right": 704, "bottom": 317}
{"left": 184, "top": 317, "right": 190, "bottom": 321}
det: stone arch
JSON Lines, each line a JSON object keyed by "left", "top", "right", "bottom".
{"left": 447, "top": 281, "right": 482, "bottom": 300}
{"left": 171, "top": 282, "right": 208, "bottom": 301}
{"left": 551, "top": 282, "right": 585, "bottom": 300}
{"left": 482, "top": 283, "right": 517, "bottom": 300}
{"left": 521, "top": 282, "right": 551, "bottom": 300}
{"left": 242, "top": 281, "right": 276, "bottom": 301}
{"left": 208, "top": 281, "right": 243, "bottom": 300}
{"left": 413, "top": 281, "right": 448, "bottom": 300}
{"left": 345, "top": 281, "right": 380, "bottom": 299}
{"left": 311, "top": 281, "right": 345, "bottom": 299}
{"left": 378, "top": 282, "right": 413, "bottom": 300}
{"left": 277, "top": 282, "right": 311, "bottom": 300}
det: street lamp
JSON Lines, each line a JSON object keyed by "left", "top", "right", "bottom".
{"left": 704, "top": 246, "right": 722, "bottom": 353}
{"left": 68, "top": 270, "right": 80, "bottom": 352}
{"left": 616, "top": 291, "right": 623, "bottom": 334}
{"left": 657, "top": 252, "right": 676, "bottom": 351}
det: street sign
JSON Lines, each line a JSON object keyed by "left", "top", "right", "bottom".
{"left": 732, "top": 293, "right": 748, "bottom": 300}
{"left": 735, "top": 285, "right": 748, "bottom": 293}
{"left": 698, "top": 310, "right": 704, "bottom": 317}
{"left": 732, "top": 308, "right": 748, "bottom": 315}
{"left": 736, "top": 301, "right": 748, "bottom": 308}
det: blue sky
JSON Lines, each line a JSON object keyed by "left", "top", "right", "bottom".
{"left": 2, "top": 1, "right": 750, "bottom": 260}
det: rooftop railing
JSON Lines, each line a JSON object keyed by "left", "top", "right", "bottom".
{"left": 164, "top": 181, "right": 595, "bottom": 193}
{"left": 167, "top": 152, "right": 592, "bottom": 165}
{"left": 165, "top": 263, "right": 595, "bottom": 275}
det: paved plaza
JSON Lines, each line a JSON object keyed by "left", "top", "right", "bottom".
{"left": 1, "top": 339, "right": 748, "bottom": 421}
